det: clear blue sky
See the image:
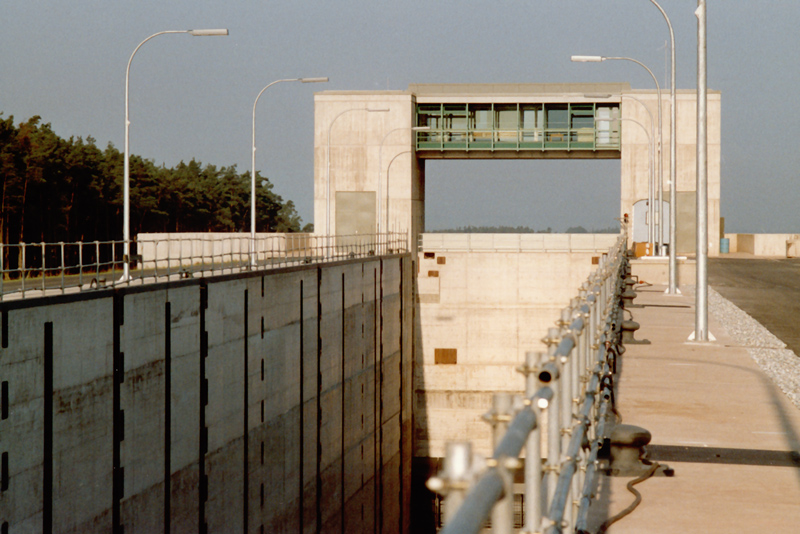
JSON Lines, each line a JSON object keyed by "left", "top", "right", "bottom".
{"left": 2, "top": 1, "right": 798, "bottom": 233}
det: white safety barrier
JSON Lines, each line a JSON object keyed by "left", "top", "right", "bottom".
{"left": 0, "top": 232, "right": 408, "bottom": 300}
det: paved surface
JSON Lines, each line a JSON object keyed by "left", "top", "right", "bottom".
{"left": 585, "top": 283, "right": 800, "bottom": 533}
{"left": 709, "top": 256, "right": 800, "bottom": 355}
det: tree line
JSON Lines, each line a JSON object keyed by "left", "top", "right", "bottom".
{"left": 0, "top": 113, "right": 309, "bottom": 249}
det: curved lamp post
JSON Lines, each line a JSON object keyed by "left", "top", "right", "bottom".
{"left": 325, "top": 107, "right": 389, "bottom": 254}
{"left": 384, "top": 149, "right": 413, "bottom": 239}
{"left": 123, "top": 28, "right": 228, "bottom": 281}
{"left": 610, "top": 117, "right": 655, "bottom": 252}
{"left": 622, "top": 95, "right": 658, "bottom": 246}
{"left": 377, "top": 126, "right": 429, "bottom": 236}
{"left": 571, "top": 55, "right": 664, "bottom": 255}
{"left": 648, "top": 0, "right": 678, "bottom": 293}
{"left": 250, "top": 77, "right": 328, "bottom": 267}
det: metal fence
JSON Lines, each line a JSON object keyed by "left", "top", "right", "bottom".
{"left": 426, "top": 232, "right": 628, "bottom": 534}
{"left": 0, "top": 232, "right": 408, "bottom": 301}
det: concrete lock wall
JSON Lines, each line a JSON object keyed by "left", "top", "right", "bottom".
{"left": 413, "top": 241, "right": 613, "bottom": 458}
{"left": 725, "top": 233, "right": 800, "bottom": 257}
{"left": 0, "top": 254, "right": 413, "bottom": 534}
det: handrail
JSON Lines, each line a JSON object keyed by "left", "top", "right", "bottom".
{"left": 427, "top": 231, "right": 628, "bottom": 534}
{"left": 0, "top": 231, "right": 408, "bottom": 301}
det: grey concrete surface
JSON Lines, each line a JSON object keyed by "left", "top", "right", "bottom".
{"left": 709, "top": 257, "right": 800, "bottom": 356}
{"left": 0, "top": 255, "right": 413, "bottom": 534}
{"left": 585, "top": 284, "right": 800, "bottom": 533}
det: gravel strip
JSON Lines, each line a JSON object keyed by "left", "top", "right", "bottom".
{"left": 706, "top": 287, "right": 800, "bottom": 410}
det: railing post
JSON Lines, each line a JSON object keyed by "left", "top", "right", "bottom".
{"left": 78, "top": 241, "right": 83, "bottom": 289}
{"left": 160, "top": 237, "right": 166, "bottom": 280}
{"left": 41, "top": 242, "right": 46, "bottom": 293}
{"left": 489, "top": 393, "right": 514, "bottom": 534}
{"left": 541, "top": 335, "right": 561, "bottom": 506}
{"left": 524, "top": 351, "right": 545, "bottom": 533}
{"left": 21, "top": 242, "right": 26, "bottom": 297}
{"left": 60, "top": 242, "right": 65, "bottom": 294}
{"left": 442, "top": 441, "right": 473, "bottom": 524}
{"left": 93, "top": 241, "right": 99, "bottom": 283}
{"left": 552, "top": 320, "right": 573, "bottom": 529}
{"left": 578, "top": 289, "right": 589, "bottom": 383}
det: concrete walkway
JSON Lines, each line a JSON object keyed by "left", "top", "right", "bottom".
{"left": 585, "top": 284, "right": 800, "bottom": 533}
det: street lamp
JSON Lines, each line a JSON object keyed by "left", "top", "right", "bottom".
{"left": 250, "top": 77, "right": 328, "bottom": 267}
{"left": 122, "top": 29, "right": 228, "bottom": 281}
{"left": 384, "top": 149, "right": 412, "bottom": 239}
{"left": 695, "top": 0, "right": 709, "bottom": 340}
{"left": 622, "top": 95, "right": 658, "bottom": 246}
{"left": 377, "top": 126, "right": 430, "bottom": 236}
{"left": 325, "top": 107, "right": 389, "bottom": 254}
{"left": 600, "top": 116, "right": 655, "bottom": 253}
{"left": 646, "top": 0, "right": 678, "bottom": 294}
{"left": 571, "top": 54, "right": 664, "bottom": 255}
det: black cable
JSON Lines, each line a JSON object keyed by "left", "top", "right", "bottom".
{"left": 596, "top": 462, "right": 660, "bottom": 534}
{"left": 600, "top": 374, "right": 622, "bottom": 425}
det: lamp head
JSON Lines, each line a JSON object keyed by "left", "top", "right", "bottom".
{"left": 300, "top": 77, "right": 329, "bottom": 83}
{"left": 188, "top": 29, "right": 229, "bottom": 36}
{"left": 571, "top": 55, "right": 604, "bottom": 62}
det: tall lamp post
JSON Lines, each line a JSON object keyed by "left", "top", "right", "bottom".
{"left": 648, "top": 0, "right": 678, "bottom": 294}
{"left": 608, "top": 117, "right": 656, "bottom": 251}
{"left": 695, "top": 0, "right": 709, "bottom": 340}
{"left": 622, "top": 95, "right": 658, "bottom": 247}
{"left": 384, "top": 149, "right": 415, "bottom": 239}
{"left": 122, "top": 29, "right": 228, "bottom": 281}
{"left": 377, "top": 126, "right": 429, "bottom": 236}
{"left": 571, "top": 55, "right": 664, "bottom": 255}
{"left": 250, "top": 77, "right": 328, "bottom": 267}
{"left": 325, "top": 107, "right": 389, "bottom": 254}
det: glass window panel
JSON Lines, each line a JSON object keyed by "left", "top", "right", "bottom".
{"left": 494, "top": 105, "right": 518, "bottom": 130}
{"left": 417, "top": 104, "right": 442, "bottom": 128}
{"left": 521, "top": 104, "right": 543, "bottom": 129}
{"left": 470, "top": 104, "right": 492, "bottom": 130}
{"left": 444, "top": 104, "right": 468, "bottom": 131}
{"left": 545, "top": 105, "right": 568, "bottom": 129}
{"left": 571, "top": 115, "right": 594, "bottom": 129}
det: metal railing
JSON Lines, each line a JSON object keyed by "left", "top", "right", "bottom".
{"left": 0, "top": 232, "right": 408, "bottom": 301}
{"left": 426, "top": 232, "right": 628, "bottom": 534}
{"left": 415, "top": 127, "right": 621, "bottom": 152}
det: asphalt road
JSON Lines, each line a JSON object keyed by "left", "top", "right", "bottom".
{"left": 709, "top": 257, "right": 800, "bottom": 356}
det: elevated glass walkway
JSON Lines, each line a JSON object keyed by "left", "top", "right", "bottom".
{"left": 415, "top": 101, "right": 621, "bottom": 154}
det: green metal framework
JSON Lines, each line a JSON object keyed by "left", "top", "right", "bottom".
{"left": 415, "top": 102, "right": 621, "bottom": 152}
